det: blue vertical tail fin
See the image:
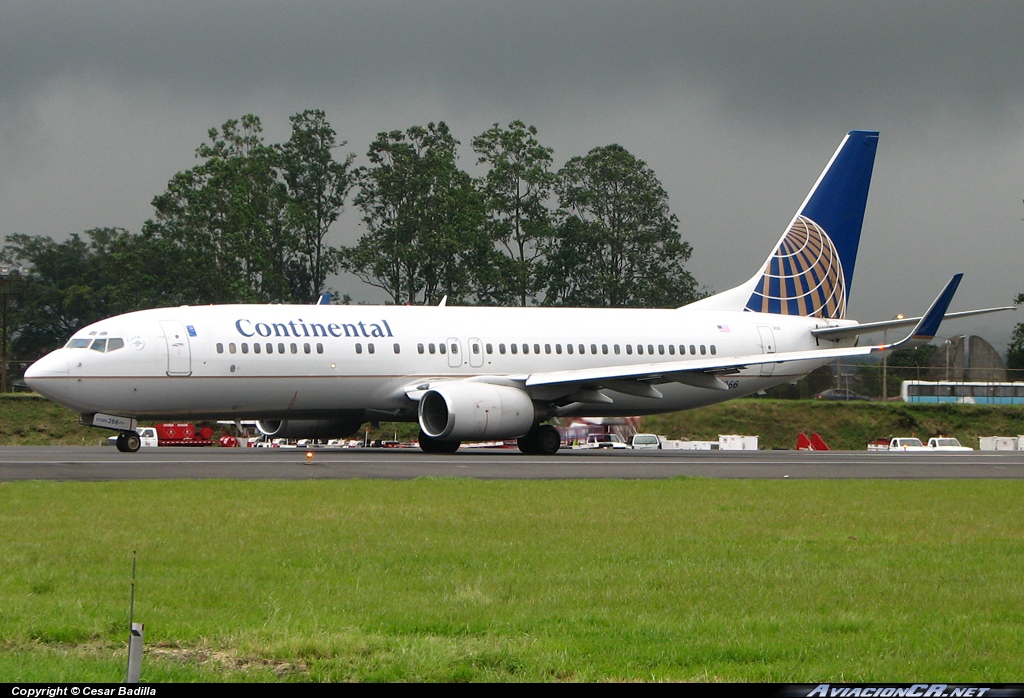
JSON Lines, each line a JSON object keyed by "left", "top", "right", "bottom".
{"left": 687, "top": 131, "right": 879, "bottom": 317}
{"left": 744, "top": 130, "right": 879, "bottom": 318}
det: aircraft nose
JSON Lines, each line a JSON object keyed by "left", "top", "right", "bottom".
{"left": 24, "top": 351, "right": 69, "bottom": 399}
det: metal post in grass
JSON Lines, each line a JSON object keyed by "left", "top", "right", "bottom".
{"left": 127, "top": 623, "right": 144, "bottom": 683}
{"left": 125, "top": 550, "right": 144, "bottom": 683}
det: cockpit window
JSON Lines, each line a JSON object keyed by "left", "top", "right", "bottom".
{"left": 66, "top": 336, "right": 125, "bottom": 351}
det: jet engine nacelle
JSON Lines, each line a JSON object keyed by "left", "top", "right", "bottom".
{"left": 255, "top": 419, "right": 362, "bottom": 441}
{"left": 418, "top": 382, "right": 537, "bottom": 441}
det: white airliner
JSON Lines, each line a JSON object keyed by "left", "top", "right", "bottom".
{"left": 24, "top": 131, "right": 1008, "bottom": 454}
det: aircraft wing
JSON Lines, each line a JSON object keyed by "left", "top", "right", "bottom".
{"left": 524, "top": 274, "right": 966, "bottom": 397}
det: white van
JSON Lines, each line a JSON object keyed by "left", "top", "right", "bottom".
{"left": 630, "top": 433, "right": 662, "bottom": 450}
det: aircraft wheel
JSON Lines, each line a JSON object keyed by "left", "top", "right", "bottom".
{"left": 517, "top": 434, "right": 537, "bottom": 455}
{"left": 124, "top": 431, "right": 142, "bottom": 453}
{"left": 419, "top": 431, "right": 461, "bottom": 454}
{"left": 535, "top": 425, "right": 561, "bottom": 455}
{"left": 115, "top": 431, "right": 140, "bottom": 453}
{"left": 518, "top": 424, "right": 561, "bottom": 455}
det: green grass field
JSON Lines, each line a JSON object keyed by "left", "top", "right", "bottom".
{"left": 2, "top": 478, "right": 1023, "bottom": 682}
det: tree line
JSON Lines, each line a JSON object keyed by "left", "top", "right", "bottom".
{"left": 2, "top": 111, "right": 701, "bottom": 361}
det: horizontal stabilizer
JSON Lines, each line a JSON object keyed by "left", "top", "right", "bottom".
{"left": 811, "top": 305, "right": 1014, "bottom": 342}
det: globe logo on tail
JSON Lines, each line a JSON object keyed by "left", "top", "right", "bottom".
{"left": 745, "top": 216, "right": 846, "bottom": 318}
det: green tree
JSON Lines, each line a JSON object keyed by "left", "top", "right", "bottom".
{"left": 542, "top": 144, "right": 699, "bottom": 308}
{"left": 1, "top": 228, "right": 160, "bottom": 359}
{"left": 344, "top": 122, "right": 490, "bottom": 305}
{"left": 1007, "top": 294, "right": 1024, "bottom": 370}
{"left": 144, "top": 114, "right": 295, "bottom": 304}
{"left": 472, "top": 121, "right": 556, "bottom": 306}
{"left": 279, "top": 109, "right": 355, "bottom": 302}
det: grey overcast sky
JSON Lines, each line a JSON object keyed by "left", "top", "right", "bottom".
{"left": 1, "top": 1, "right": 1022, "bottom": 347}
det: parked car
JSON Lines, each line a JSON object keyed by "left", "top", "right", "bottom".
{"left": 815, "top": 388, "right": 872, "bottom": 401}
{"left": 630, "top": 433, "right": 663, "bottom": 449}
{"left": 575, "top": 434, "right": 630, "bottom": 449}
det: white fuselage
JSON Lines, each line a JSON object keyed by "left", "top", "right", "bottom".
{"left": 25, "top": 303, "right": 853, "bottom": 422}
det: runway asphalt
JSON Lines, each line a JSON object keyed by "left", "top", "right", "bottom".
{"left": 3, "top": 445, "right": 1024, "bottom": 480}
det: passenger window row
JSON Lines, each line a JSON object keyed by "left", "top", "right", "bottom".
{"left": 217, "top": 342, "right": 325, "bottom": 355}
{"left": 215, "top": 340, "right": 717, "bottom": 359}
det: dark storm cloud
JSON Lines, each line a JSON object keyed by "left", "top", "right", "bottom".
{"left": 0, "top": 1, "right": 1021, "bottom": 345}
{"left": 3, "top": 1, "right": 1022, "bottom": 126}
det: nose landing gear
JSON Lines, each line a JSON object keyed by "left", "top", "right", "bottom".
{"left": 115, "top": 430, "right": 141, "bottom": 453}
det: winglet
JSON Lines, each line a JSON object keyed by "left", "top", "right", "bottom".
{"left": 886, "top": 274, "right": 963, "bottom": 350}
{"left": 317, "top": 293, "right": 332, "bottom": 305}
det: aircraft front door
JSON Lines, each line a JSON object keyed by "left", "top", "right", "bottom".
{"left": 160, "top": 320, "right": 193, "bottom": 376}
{"left": 757, "top": 325, "right": 776, "bottom": 377}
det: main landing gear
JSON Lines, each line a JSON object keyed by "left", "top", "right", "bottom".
{"left": 518, "top": 424, "right": 561, "bottom": 456}
{"left": 418, "top": 430, "right": 461, "bottom": 454}
{"left": 115, "top": 430, "right": 141, "bottom": 453}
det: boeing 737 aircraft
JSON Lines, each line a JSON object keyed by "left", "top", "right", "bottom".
{"left": 24, "top": 131, "right": 1008, "bottom": 453}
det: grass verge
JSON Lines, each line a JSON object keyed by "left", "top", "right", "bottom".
{"left": 1, "top": 478, "right": 1023, "bottom": 681}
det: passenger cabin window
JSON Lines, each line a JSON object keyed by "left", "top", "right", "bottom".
{"left": 393, "top": 343, "right": 401, "bottom": 354}
{"left": 499, "top": 343, "right": 506, "bottom": 354}
{"left": 241, "top": 343, "right": 249, "bottom": 354}
{"left": 368, "top": 343, "right": 375, "bottom": 354}
{"left": 417, "top": 343, "right": 425, "bottom": 354}
{"left": 216, "top": 343, "right": 224, "bottom": 354}
{"left": 355, "top": 343, "right": 363, "bottom": 354}
{"left": 228, "top": 343, "right": 237, "bottom": 354}
{"left": 316, "top": 343, "right": 324, "bottom": 354}
{"left": 303, "top": 343, "right": 311, "bottom": 354}
{"left": 253, "top": 343, "right": 261, "bottom": 354}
